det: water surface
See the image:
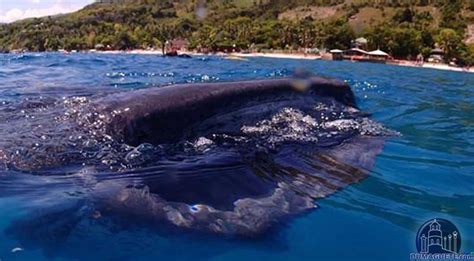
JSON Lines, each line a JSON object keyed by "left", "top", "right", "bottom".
{"left": 0, "top": 53, "right": 473, "bottom": 260}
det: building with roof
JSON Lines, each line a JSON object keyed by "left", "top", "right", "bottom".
{"left": 329, "top": 49, "right": 343, "bottom": 60}
{"left": 353, "top": 37, "right": 368, "bottom": 50}
{"left": 341, "top": 48, "right": 391, "bottom": 63}
{"left": 368, "top": 49, "right": 390, "bottom": 61}
{"left": 344, "top": 48, "right": 369, "bottom": 57}
{"left": 427, "top": 48, "right": 445, "bottom": 63}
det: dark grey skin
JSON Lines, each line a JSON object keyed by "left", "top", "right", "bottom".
{"left": 92, "top": 77, "right": 356, "bottom": 145}
{"left": 83, "top": 77, "right": 384, "bottom": 236}
{"left": 4, "top": 77, "right": 387, "bottom": 244}
{"left": 94, "top": 136, "right": 384, "bottom": 236}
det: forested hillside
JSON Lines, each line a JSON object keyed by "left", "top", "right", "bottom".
{"left": 0, "top": 0, "right": 473, "bottom": 63}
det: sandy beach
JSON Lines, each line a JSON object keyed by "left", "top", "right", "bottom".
{"left": 90, "top": 49, "right": 474, "bottom": 73}
{"left": 232, "top": 52, "right": 474, "bottom": 73}
{"left": 230, "top": 52, "right": 322, "bottom": 60}
{"left": 392, "top": 60, "right": 474, "bottom": 73}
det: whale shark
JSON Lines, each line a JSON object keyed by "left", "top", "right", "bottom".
{"left": 1, "top": 77, "right": 390, "bottom": 245}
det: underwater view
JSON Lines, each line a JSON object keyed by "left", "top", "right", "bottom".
{"left": 0, "top": 53, "right": 473, "bottom": 260}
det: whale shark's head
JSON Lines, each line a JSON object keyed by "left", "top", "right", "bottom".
{"left": 95, "top": 77, "right": 357, "bottom": 146}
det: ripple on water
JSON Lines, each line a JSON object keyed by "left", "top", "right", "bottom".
{"left": 0, "top": 53, "right": 473, "bottom": 260}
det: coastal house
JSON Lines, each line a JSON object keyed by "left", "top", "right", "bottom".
{"left": 305, "top": 48, "right": 320, "bottom": 54}
{"left": 94, "top": 44, "right": 105, "bottom": 51}
{"left": 353, "top": 37, "right": 368, "bottom": 50}
{"left": 344, "top": 48, "right": 369, "bottom": 60}
{"left": 367, "top": 49, "right": 390, "bottom": 61}
{"left": 329, "top": 49, "right": 343, "bottom": 60}
{"left": 344, "top": 48, "right": 368, "bottom": 56}
{"left": 341, "top": 48, "right": 391, "bottom": 63}
{"left": 427, "top": 48, "right": 444, "bottom": 63}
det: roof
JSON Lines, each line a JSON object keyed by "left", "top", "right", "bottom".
{"left": 368, "top": 49, "right": 389, "bottom": 56}
{"left": 431, "top": 48, "right": 444, "bottom": 54}
{"left": 330, "top": 49, "right": 343, "bottom": 53}
{"left": 348, "top": 48, "right": 369, "bottom": 54}
{"left": 355, "top": 37, "right": 368, "bottom": 44}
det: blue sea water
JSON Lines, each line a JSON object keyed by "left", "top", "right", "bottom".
{"left": 0, "top": 53, "right": 473, "bottom": 260}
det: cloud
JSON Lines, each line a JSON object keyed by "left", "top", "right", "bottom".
{"left": 0, "top": 1, "right": 88, "bottom": 23}
{"left": 0, "top": 9, "right": 25, "bottom": 23}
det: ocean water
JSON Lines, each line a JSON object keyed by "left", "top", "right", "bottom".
{"left": 0, "top": 53, "right": 472, "bottom": 260}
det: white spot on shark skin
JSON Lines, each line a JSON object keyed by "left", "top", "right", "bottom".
{"left": 322, "top": 119, "right": 359, "bottom": 131}
{"left": 192, "top": 137, "right": 214, "bottom": 152}
{"left": 11, "top": 247, "right": 23, "bottom": 253}
{"left": 189, "top": 204, "right": 202, "bottom": 213}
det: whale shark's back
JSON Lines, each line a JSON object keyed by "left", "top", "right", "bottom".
{"left": 93, "top": 77, "right": 356, "bottom": 145}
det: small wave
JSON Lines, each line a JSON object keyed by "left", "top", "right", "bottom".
{"left": 9, "top": 53, "right": 44, "bottom": 61}
{"left": 106, "top": 71, "right": 175, "bottom": 79}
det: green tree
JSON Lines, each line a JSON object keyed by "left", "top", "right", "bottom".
{"left": 113, "top": 30, "right": 138, "bottom": 50}
{"left": 439, "top": 0, "right": 466, "bottom": 33}
{"left": 322, "top": 19, "right": 354, "bottom": 50}
{"left": 152, "top": 24, "right": 177, "bottom": 54}
{"left": 436, "top": 28, "right": 463, "bottom": 62}
{"left": 389, "top": 27, "right": 422, "bottom": 58}
{"left": 296, "top": 17, "right": 317, "bottom": 49}
{"left": 276, "top": 20, "right": 297, "bottom": 49}
{"left": 393, "top": 7, "right": 414, "bottom": 24}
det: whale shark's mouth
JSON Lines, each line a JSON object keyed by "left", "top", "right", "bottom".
{"left": 0, "top": 77, "right": 395, "bottom": 240}
{"left": 93, "top": 135, "right": 384, "bottom": 235}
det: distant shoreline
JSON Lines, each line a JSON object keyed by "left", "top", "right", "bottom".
{"left": 94, "top": 50, "right": 321, "bottom": 60}
{"left": 229, "top": 52, "right": 474, "bottom": 73}
{"left": 229, "top": 52, "right": 322, "bottom": 60}
{"left": 390, "top": 60, "right": 474, "bottom": 73}
{"left": 98, "top": 49, "right": 474, "bottom": 73}
{"left": 6, "top": 49, "right": 473, "bottom": 73}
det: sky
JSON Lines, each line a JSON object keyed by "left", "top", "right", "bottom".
{"left": 0, "top": 0, "right": 93, "bottom": 23}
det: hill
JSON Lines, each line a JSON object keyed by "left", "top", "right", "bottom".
{"left": 0, "top": 0, "right": 473, "bottom": 64}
